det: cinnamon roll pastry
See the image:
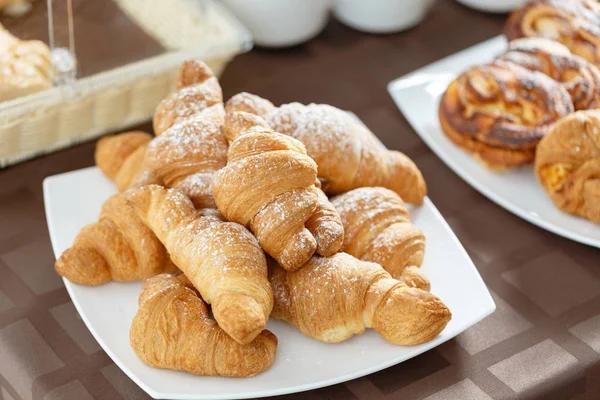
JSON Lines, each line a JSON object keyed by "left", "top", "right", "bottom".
{"left": 535, "top": 110, "right": 600, "bottom": 223}
{"left": 500, "top": 38, "right": 600, "bottom": 110}
{"left": 439, "top": 61, "right": 574, "bottom": 170}
{"left": 505, "top": 0, "right": 600, "bottom": 68}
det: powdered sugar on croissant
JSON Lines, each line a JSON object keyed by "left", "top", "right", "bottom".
{"left": 213, "top": 112, "right": 344, "bottom": 271}
{"left": 226, "top": 93, "right": 427, "bottom": 204}
{"left": 154, "top": 59, "right": 224, "bottom": 135}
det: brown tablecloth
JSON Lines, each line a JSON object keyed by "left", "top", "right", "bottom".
{"left": 0, "top": 1, "right": 599, "bottom": 399}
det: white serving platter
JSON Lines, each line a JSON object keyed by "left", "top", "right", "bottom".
{"left": 388, "top": 35, "right": 600, "bottom": 248}
{"left": 44, "top": 167, "right": 495, "bottom": 399}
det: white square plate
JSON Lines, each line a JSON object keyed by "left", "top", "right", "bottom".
{"left": 388, "top": 36, "right": 600, "bottom": 248}
{"left": 44, "top": 167, "right": 495, "bottom": 400}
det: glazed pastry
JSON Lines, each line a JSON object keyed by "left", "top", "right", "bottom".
{"left": 535, "top": 110, "right": 600, "bottom": 223}
{"left": 153, "top": 59, "right": 224, "bottom": 135}
{"left": 505, "top": 0, "right": 600, "bottom": 68}
{"left": 95, "top": 131, "right": 157, "bottom": 191}
{"left": 126, "top": 185, "right": 273, "bottom": 345}
{"left": 439, "top": 61, "right": 574, "bottom": 170}
{"left": 331, "top": 187, "right": 429, "bottom": 291}
{"left": 142, "top": 115, "right": 228, "bottom": 209}
{"left": 55, "top": 193, "right": 177, "bottom": 285}
{"left": 269, "top": 253, "right": 451, "bottom": 345}
{"left": 0, "top": 24, "right": 51, "bottom": 101}
{"left": 500, "top": 38, "right": 600, "bottom": 110}
{"left": 212, "top": 112, "right": 344, "bottom": 271}
{"left": 225, "top": 93, "right": 427, "bottom": 204}
{"left": 131, "top": 274, "right": 277, "bottom": 377}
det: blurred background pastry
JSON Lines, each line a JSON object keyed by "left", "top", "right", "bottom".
{"left": 535, "top": 110, "right": 600, "bottom": 223}
{"left": 0, "top": 0, "right": 33, "bottom": 17}
{"left": 0, "top": 23, "right": 51, "bottom": 101}
{"left": 505, "top": 0, "right": 600, "bottom": 68}
{"left": 500, "top": 38, "right": 600, "bottom": 111}
{"left": 438, "top": 60, "right": 574, "bottom": 170}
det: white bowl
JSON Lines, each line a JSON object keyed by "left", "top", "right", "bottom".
{"left": 220, "top": 0, "right": 331, "bottom": 48}
{"left": 334, "top": 0, "right": 434, "bottom": 34}
{"left": 456, "top": 0, "right": 527, "bottom": 13}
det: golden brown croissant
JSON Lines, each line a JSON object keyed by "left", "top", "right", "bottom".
{"left": 55, "top": 193, "right": 177, "bottom": 285}
{"left": 0, "top": 24, "right": 51, "bottom": 101}
{"left": 153, "top": 59, "right": 224, "bottom": 136}
{"left": 95, "top": 131, "right": 157, "bottom": 191}
{"left": 212, "top": 112, "right": 344, "bottom": 271}
{"left": 142, "top": 115, "right": 228, "bottom": 209}
{"left": 270, "top": 253, "right": 451, "bottom": 345}
{"left": 126, "top": 184, "right": 273, "bottom": 345}
{"left": 331, "top": 187, "right": 429, "bottom": 291}
{"left": 131, "top": 274, "right": 277, "bottom": 377}
{"left": 439, "top": 61, "right": 574, "bottom": 170}
{"left": 535, "top": 110, "right": 600, "bottom": 223}
{"left": 500, "top": 38, "right": 600, "bottom": 110}
{"left": 505, "top": 0, "right": 600, "bottom": 68}
{"left": 225, "top": 93, "right": 427, "bottom": 204}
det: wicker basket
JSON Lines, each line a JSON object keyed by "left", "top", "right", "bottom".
{"left": 0, "top": 0, "right": 251, "bottom": 167}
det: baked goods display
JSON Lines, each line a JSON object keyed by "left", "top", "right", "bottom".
{"left": 437, "top": 0, "right": 600, "bottom": 223}
{"left": 331, "top": 187, "right": 429, "bottom": 291}
{"left": 96, "top": 63, "right": 227, "bottom": 208}
{"left": 95, "top": 131, "right": 157, "bottom": 191}
{"left": 270, "top": 253, "right": 450, "bottom": 345}
{"left": 225, "top": 92, "right": 427, "bottom": 204}
{"left": 439, "top": 60, "right": 573, "bottom": 170}
{"left": 55, "top": 193, "right": 177, "bottom": 285}
{"left": 130, "top": 274, "right": 277, "bottom": 377}
{"left": 55, "top": 60, "right": 450, "bottom": 378}
{"left": 535, "top": 110, "right": 600, "bottom": 223}
{"left": 501, "top": 38, "right": 600, "bottom": 110}
{"left": 127, "top": 184, "right": 273, "bottom": 345}
{"left": 0, "top": 23, "right": 51, "bottom": 101}
{"left": 505, "top": 0, "right": 600, "bottom": 68}
{"left": 212, "top": 111, "right": 344, "bottom": 271}
{"left": 153, "top": 59, "right": 225, "bottom": 135}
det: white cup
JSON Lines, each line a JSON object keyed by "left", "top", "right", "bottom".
{"left": 220, "top": 0, "right": 331, "bottom": 48}
{"left": 334, "top": 0, "right": 434, "bottom": 34}
{"left": 455, "top": 0, "right": 527, "bottom": 13}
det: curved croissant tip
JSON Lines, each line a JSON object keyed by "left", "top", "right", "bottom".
{"left": 213, "top": 295, "right": 269, "bottom": 345}
{"left": 223, "top": 111, "right": 271, "bottom": 142}
{"left": 177, "top": 59, "right": 215, "bottom": 89}
{"left": 375, "top": 287, "right": 451, "bottom": 346}
{"left": 55, "top": 247, "right": 111, "bottom": 286}
{"left": 225, "top": 92, "right": 275, "bottom": 118}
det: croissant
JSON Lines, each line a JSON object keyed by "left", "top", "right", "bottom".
{"left": 153, "top": 59, "right": 224, "bottom": 136}
{"left": 95, "top": 131, "right": 157, "bottom": 191}
{"left": 505, "top": 0, "right": 600, "bottom": 69}
{"left": 225, "top": 93, "right": 427, "bottom": 204}
{"left": 131, "top": 274, "right": 277, "bottom": 377}
{"left": 212, "top": 112, "right": 344, "bottom": 271}
{"left": 142, "top": 115, "right": 228, "bottom": 209}
{"left": 126, "top": 184, "right": 273, "bottom": 345}
{"left": 439, "top": 60, "right": 574, "bottom": 170}
{"left": 55, "top": 193, "right": 177, "bottom": 285}
{"left": 270, "top": 253, "right": 451, "bottom": 345}
{"left": 331, "top": 187, "right": 429, "bottom": 291}
{"left": 535, "top": 110, "right": 600, "bottom": 223}
{"left": 500, "top": 38, "right": 600, "bottom": 110}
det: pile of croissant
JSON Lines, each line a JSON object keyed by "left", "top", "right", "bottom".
{"left": 439, "top": 0, "right": 600, "bottom": 224}
{"left": 55, "top": 60, "right": 452, "bottom": 378}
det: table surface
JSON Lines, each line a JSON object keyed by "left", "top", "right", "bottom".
{"left": 1, "top": 1, "right": 599, "bottom": 400}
